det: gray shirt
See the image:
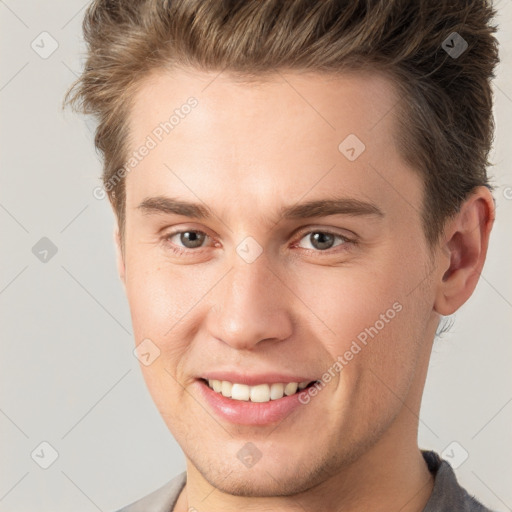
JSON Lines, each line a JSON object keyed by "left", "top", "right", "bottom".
{"left": 115, "top": 450, "right": 495, "bottom": 511}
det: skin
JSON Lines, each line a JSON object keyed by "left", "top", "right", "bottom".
{"left": 114, "top": 67, "right": 494, "bottom": 512}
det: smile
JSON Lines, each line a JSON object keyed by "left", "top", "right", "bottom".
{"left": 202, "top": 378, "right": 319, "bottom": 403}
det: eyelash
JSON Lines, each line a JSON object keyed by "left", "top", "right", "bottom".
{"left": 162, "top": 228, "right": 356, "bottom": 257}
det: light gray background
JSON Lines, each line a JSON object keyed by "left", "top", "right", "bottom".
{"left": 0, "top": 1, "right": 511, "bottom": 511}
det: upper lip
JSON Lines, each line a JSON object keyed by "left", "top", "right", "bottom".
{"left": 199, "top": 371, "right": 318, "bottom": 386}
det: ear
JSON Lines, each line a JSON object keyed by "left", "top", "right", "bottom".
{"left": 114, "top": 223, "right": 126, "bottom": 288}
{"left": 434, "top": 186, "right": 495, "bottom": 316}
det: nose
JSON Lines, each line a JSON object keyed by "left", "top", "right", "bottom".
{"left": 207, "top": 255, "right": 294, "bottom": 351}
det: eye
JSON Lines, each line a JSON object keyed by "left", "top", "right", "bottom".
{"left": 162, "top": 227, "right": 354, "bottom": 256}
{"left": 165, "top": 230, "right": 210, "bottom": 250}
{"left": 295, "top": 230, "right": 352, "bottom": 252}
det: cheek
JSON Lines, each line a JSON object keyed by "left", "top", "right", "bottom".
{"left": 124, "top": 258, "right": 223, "bottom": 379}
{"left": 293, "top": 259, "right": 429, "bottom": 389}
{"left": 292, "top": 263, "right": 407, "bottom": 346}
{"left": 125, "top": 257, "right": 199, "bottom": 335}
{"left": 124, "top": 260, "right": 201, "bottom": 426}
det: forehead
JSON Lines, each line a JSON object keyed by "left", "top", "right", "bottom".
{"left": 124, "top": 67, "right": 423, "bottom": 223}
{"left": 128, "top": 66, "right": 400, "bottom": 152}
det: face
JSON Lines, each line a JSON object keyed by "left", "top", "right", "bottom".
{"left": 119, "top": 68, "right": 441, "bottom": 496}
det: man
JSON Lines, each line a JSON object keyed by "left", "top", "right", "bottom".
{"left": 65, "top": 1, "right": 500, "bottom": 510}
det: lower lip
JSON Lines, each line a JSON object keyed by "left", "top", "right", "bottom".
{"left": 196, "top": 379, "right": 309, "bottom": 426}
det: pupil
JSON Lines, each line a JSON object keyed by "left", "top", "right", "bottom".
{"left": 311, "top": 232, "right": 333, "bottom": 250}
{"left": 181, "top": 231, "right": 204, "bottom": 248}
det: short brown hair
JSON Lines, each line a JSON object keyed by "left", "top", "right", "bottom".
{"left": 64, "top": 0, "right": 500, "bottom": 250}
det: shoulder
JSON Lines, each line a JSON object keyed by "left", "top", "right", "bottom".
{"left": 422, "top": 450, "right": 496, "bottom": 512}
{"left": 113, "top": 471, "right": 187, "bottom": 512}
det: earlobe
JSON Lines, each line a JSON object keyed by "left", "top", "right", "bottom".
{"left": 434, "top": 187, "right": 495, "bottom": 316}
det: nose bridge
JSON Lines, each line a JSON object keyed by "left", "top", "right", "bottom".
{"left": 208, "top": 252, "right": 293, "bottom": 350}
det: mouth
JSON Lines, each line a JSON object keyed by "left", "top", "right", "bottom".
{"left": 199, "top": 378, "right": 320, "bottom": 403}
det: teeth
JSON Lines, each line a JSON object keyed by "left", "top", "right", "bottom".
{"left": 284, "top": 382, "right": 298, "bottom": 395}
{"left": 221, "top": 380, "right": 232, "bottom": 398}
{"left": 270, "top": 383, "right": 284, "bottom": 400}
{"left": 231, "top": 383, "right": 250, "bottom": 401}
{"left": 206, "top": 379, "right": 313, "bottom": 402}
{"left": 250, "top": 384, "right": 270, "bottom": 403}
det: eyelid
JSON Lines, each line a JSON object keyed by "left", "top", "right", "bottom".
{"left": 163, "top": 227, "right": 216, "bottom": 250}
{"left": 162, "top": 225, "right": 357, "bottom": 254}
{"left": 291, "top": 227, "right": 356, "bottom": 253}
{"left": 293, "top": 225, "right": 356, "bottom": 240}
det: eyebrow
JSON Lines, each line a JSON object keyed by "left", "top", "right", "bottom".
{"left": 137, "top": 195, "right": 384, "bottom": 221}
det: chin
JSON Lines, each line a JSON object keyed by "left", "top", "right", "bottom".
{"left": 189, "top": 446, "right": 342, "bottom": 498}
{"left": 203, "top": 468, "right": 315, "bottom": 497}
